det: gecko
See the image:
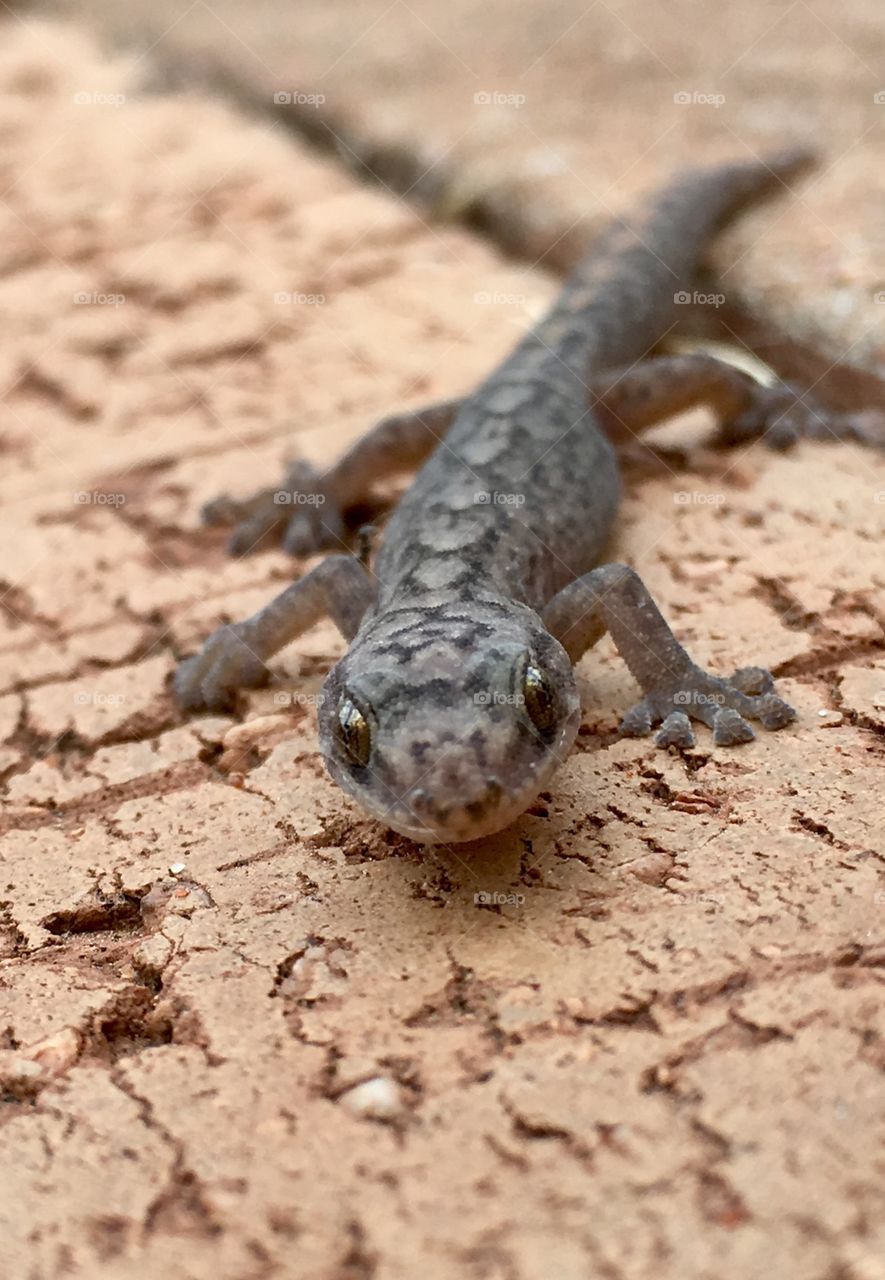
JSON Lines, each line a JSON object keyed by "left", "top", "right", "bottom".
{"left": 175, "top": 149, "right": 881, "bottom": 843}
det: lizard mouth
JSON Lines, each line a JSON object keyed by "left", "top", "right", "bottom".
{"left": 377, "top": 746, "right": 574, "bottom": 845}
{"left": 381, "top": 805, "right": 525, "bottom": 844}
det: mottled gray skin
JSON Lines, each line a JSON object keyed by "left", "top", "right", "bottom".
{"left": 178, "top": 149, "right": 868, "bottom": 843}
{"left": 320, "top": 597, "right": 582, "bottom": 841}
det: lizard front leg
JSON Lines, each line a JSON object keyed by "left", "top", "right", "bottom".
{"left": 204, "top": 397, "right": 463, "bottom": 558}
{"left": 593, "top": 353, "right": 884, "bottom": 452}
{"left": 543, "top": 563, "right": 795, "bottom": 748}
{"left": 175, "top": 554, "right": 375, "bottom": 711}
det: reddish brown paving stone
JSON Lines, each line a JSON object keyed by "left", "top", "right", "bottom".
{"left": 0, "top": 20, "right": 882, "bottom": 1280}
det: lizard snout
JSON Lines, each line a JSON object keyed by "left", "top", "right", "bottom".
{"left": 398, "top": 776, "right": 506, "bottom": 839}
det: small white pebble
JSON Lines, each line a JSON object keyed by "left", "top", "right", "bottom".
{"left": 818, "top": 709, "right": 829, "bottom": 717}
{"left": 817, "top": 711, "right": 844, "bottom": 727}
{"left": 339, "top": 1076, "right": 405, "bottom": 1122}
{"left": 169, "top": 862, "right": 186, "bottom": 876}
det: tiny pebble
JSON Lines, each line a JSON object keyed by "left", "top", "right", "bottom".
{"left": 169, "top": 862, "right": 186, "bottom": 875}
{"left": 817, "top": 711, "right": 844, "bottom": 727}
{"left": 339, "top": 1076, "right": 405, "bottom": 1122}
{"left": 174, "top": 887, "right": 190, "bottom": 899}
{"left": 680, "top": 558, "right": 729, "bottom": 583}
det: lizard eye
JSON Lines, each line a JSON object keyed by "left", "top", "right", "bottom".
{"left": 337, "top": 696, "right": 372, "bottom": 768}
{"left": 523, "top": 665, "right": 558, "bottom": 738}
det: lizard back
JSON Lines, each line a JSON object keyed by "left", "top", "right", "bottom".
{"left": 373, "top": 148, "right": 812, "bottom": 614}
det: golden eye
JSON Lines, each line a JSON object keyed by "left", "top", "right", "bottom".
{"left": 337, "top": 697, "right": 372, "bottom": 768}
{"left": 523, "top": 665, "right": 558, "bottom": 738}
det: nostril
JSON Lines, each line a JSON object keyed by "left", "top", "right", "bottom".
{"left": 407, "top": 788, "right": 429, "bottom": 813}
{"left": 465, "top": 778, "right": 504, "bottom": 822}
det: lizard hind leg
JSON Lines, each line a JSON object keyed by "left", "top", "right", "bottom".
{"left": 592, "top": 352, "right": 885, "bottom": 454}
{"left": 202, "top": 458, "right": 346, "bottom": 558}
{"left": 542, "top": 563, "right": 795, "bottom": 749}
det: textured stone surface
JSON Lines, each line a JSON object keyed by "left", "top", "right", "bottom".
{"left": 0, "top": 23, "right": 884, "bottom": 1280}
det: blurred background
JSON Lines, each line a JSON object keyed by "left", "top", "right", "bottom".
{"left": 15, "top": 0, "right": 885, "bottom": 390}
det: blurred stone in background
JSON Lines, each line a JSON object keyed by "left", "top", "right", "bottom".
{"left": 27, "top": 0, "right": 885, "bottom": 391}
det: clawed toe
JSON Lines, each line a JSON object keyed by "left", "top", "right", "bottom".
{"left": 712, "top": 706, "right": 755, "bottom": 746}
{"left": 763, "top": 411, "right": 804, "bottom": 451}
{"left": 620, "top": 700, "right": 653, "bottom": 737}
{"left": 804, "top": 408, "right": 885, "bottom": 449}
{"left": 730, "top": 666, "right": 775, "bottom": 696}
{"left": 200, "top": 460, "right": 348, "bottom": 559}
{"left": 722, "top": 385, "right": 885, "bottom": 456}
{"left": 228, "top": 509, "right": 287, "bottom": 557}
{"left": 846, "top": 410, "right": 885, "bottom": 449}
{"left": 756, "top": 693, "right": 796, "bottom": 730}
{"left": 617, "top": 661, "right": 795, "bottom": 752}
{"left": 655, "top": 710, "right": 695, "bottom": 749}
{"left": 173, "top": 655, "right": 210, "bottom": 711}
{"left": 282, "top": 507, "right": 346, "bottom": 556}
{"left": 174, "top": 626, "right": 269, "bottom": 712}
{"left": 201, "top": 493, "right": 245, "bottom": 526}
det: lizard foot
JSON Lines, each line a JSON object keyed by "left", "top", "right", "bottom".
{"left": 720, "top": 383, "right": 885, "bottom": 452}
{"left": 202, "top": 460, "right": 346, "bottom": 557}
{"left": 174, "top": 622, "right": 269, "bottom": 711}
{"left": 619, "top": 663, "right": 795, "bottom": 749}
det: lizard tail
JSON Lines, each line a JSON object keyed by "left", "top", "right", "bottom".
{"left": 534, "top": 147, "right": 816, "bottom": 372}
{"left": 654, "top": 146, "right": 815, "bottom": 246}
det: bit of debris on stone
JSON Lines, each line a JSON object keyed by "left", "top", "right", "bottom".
{"left": 339, "top": 1076, "right": 407, "bottom": 1122}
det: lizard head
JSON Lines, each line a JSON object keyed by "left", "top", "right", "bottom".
{"left": 318, "top": 602, "right": 580, "bottom": 842}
